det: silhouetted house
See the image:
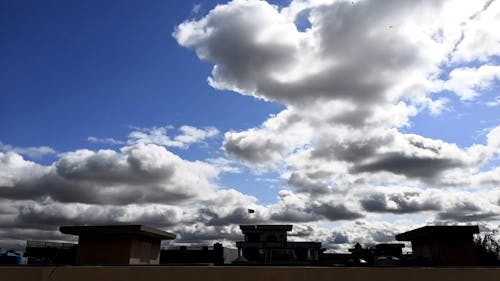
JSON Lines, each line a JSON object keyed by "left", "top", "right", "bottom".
{"left": 374, "top": 243, "right": 405, "bottom": 257}
{"left": 235, "top": 225, "right": 321, "bottom": 265}
{"left": 24, "top": 240, "right": 76, "bottom": 265}
{"left": 60, "top": 225, "right": 175, "bottom": 265}
{"left": 347, "top": 243, "right": 405, "bottom": 266}
{"left": 395, "top": 225, "right": 479, "bottom": 266}
{"left": 373, "top": 243, "right": 405, "bottom": 267}
{"left": 348, "top": 243, "right": 372, "bottom": 265}
{"left": 160, "top": 243, "right": 238, "bottom": 265}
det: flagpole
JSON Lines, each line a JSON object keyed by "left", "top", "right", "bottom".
{"left": 247, "top": 208, "right": 255, "bottom": 225}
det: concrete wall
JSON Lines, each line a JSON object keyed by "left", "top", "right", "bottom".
{"left": 1, "top": 266, "right": 499, "bottom": 281}
{"left": 76, "top": 235, "right": 161, "bottom": 265}
{"left": 412, "top": 238, "right": 478, "bottom": 266}
{"left": 129, "top": 237, "right": 161, "bottom": 265}
{"left": 436, "top": 239, "right": 477, "bottom": 266}
{"left": 77, "top": 235, "right": 131, "bottom": 265}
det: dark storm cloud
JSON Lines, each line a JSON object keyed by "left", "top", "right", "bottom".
{"left": 331, "top": 232, "right": 350, "bottom": 244}
{"left": 0, "top": 144, "right": 216, "bottom": 205}
{"left": 0, "top": 200, "right": 186, "bottom": 233}
{"left": 15, "top": 204, "right": 124, "bottom": 230}
{"left": 352, "top": 153, "right": 464, "bottom": 179}
{"left": 201, "top": 207, "right": 264, "bottom": 226}
{"left": 269, "top": 202, "right": 363, "bottom": 223}
{"left": 310, "top": 133, "right": 395, "bottom": 163}
{"left": 359, "top": 192, "right": 389, "bottom": 213}
{"left": 223, "top": 133, "right": 286, "bottom": 164}
{"left": 360, "top": 191, "right": 441, "bottom": 214}
{"left": 287, "top": 172, "right": 330, "bottom": 195}
{"left": 436, "top": 200, "right": 500, "bottom": 222}
{"left": 312, "top": 203, "right": 363, "bottom": 221}
{"left": 437, "top": 211, "right": 499, "bottom": 222}
{"left": 270, "top": 208, "right": 320, "bottom": 223}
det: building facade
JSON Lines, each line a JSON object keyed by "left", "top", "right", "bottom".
{"left": 24, "top": 240, "right": 76, "bottom": 265}
{"left": 235, "top": 225, "right": 321, "bottom": 265}
{"left": 160, "top": 243, "right": 238, "bottom": 265}
{"left": 395, "top": 225, "right": 479, "bottom": 266}
{"left": 60, "top": 225, "right": 175, "bottom": 265}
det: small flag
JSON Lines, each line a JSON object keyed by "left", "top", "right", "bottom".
{"left": 248, "top": 209, "right": 255, "bottom": 214}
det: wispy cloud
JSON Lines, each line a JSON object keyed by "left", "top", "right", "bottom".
{"left": 191, "top": 3, "right": 201, "bottom": 15}
{"left": 87, "top": 136, "right": 126, "bottom": 145}
{"left": 88, "top": 125, "right": 219, "bottom": 149}
{"left": 0, "top": 141, "right": 55, "bottom": 158}
{"left": 485, "top": 97, "right": 500, "bottom": 107}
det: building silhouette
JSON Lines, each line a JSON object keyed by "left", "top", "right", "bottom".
{"left": 60, "top": 225, "right": 175, "bottom": 265}
{"left": 396, "top": 225, "right": 480, "bottom": 266}
{"left": 346, "top": 242, "right": 405, "bottom": 266}
{"left": 23, "top": 240, "right": 76, "bottom": 265}
{"left": 235, "top": 225, "right": 321, "bottom": 265}
{"left": 160, "top": 243, "right": 238, "bottom": 265}
{"left": 15, "top": 223, "right": 492, "bottom": 267}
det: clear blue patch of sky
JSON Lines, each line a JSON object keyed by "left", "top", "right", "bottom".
{"left": 217, "top": 170, "right": 284, "bottom": 205}
{"left": 480, "top": 157, "right": 500, "bottom": 172}
{"left": 438, "top": 56, "right": 500, "bottom": 80}
{"left": 406, "top": 55, "right": 500, "bottom": 148}
{"left": 268, "top": 0, "right": 293, "bottom": 9}
{"left": 406, "top": 93, "right": 500, "bottom": 148}
{"left": 293, "top": 9, "right": 312, "bottom": 32}
{"left": 0, "top": 0, "right": 284, "bottom": 154}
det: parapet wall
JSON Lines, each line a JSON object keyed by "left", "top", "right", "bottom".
{"left": 1, "top": 266, "right": 499, "bottom": 281}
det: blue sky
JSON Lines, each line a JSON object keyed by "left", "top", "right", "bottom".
{"left": 1, "top": 0, "right": 499, "bottom": 250}
{"left": 0, "top": 0, "right": 281, "bottom": 151}
{"left": 0, "top": 0, "right": 287, "bottom": 205}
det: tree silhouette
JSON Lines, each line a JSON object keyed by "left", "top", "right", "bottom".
{"left": 474, "top": 232, "right": 500, "bottom": 266}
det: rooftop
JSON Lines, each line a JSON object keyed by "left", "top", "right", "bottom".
{"left": 239, "top": 225, "right": 293, "bottom": 232}
{"left": 26, "top": 240, "right": 76, "bottom": 249}
{"left": 59, "top": 225, "right": 176, "bottom": 239}
{"left": 395, "top": 225, "right": 479, "bottom": 241}
{"left": 375, "top": 243, "right": 405, "bottom": 249}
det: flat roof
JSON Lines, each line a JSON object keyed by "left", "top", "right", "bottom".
{"left": 59, "top": 225, "right": 176, "bottom": 240}
{"left": 239, "top": 225, "right": 293, "bottom": 231}
{"left": 395, "top": 225, "right": 479, "bottom": 241}
{"left": 375, "top": 243, "right": 405, "bottom": 248}
{"left": 287, "top": 242, "right": 322, "bottom": 247}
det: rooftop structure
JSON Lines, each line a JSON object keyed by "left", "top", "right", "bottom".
{"left": 60, "top": 225, "right": 175, "bottom": 239}
{"left": 24, "top": 240, "right": 76, "bottom": 265}
{"left": 239, "top": 225, "right": 292, "bottom": 243}
{"left": 374, "top": 243, "right": 405, "bottom": 257}
{"left": 60, "top": 225, "right": 175, "bottom": 265}
{"left": 395, "top": 225, "right": 479, "bottom": 241}
{"left": 235, "top": 225, "right": 321, "bottom": 265}
{"left": 160, "top": 243, "right": 238, "bottom": 265}
{"left": 395, "top": 225, "right": 479, "bottom": 266}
